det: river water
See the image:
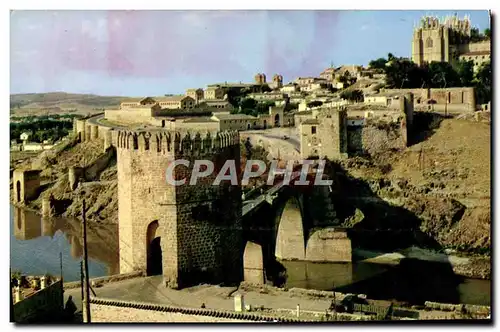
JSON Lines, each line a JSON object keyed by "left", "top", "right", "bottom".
{"left": 10, "top": 205, "right": 119, "bottom": 282}
{"left": 10, "top": 205, "right": 490, "bottom": 306}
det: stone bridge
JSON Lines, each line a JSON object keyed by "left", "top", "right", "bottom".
{"left": 240, "top": 170, "right": 352, "bottom": 286}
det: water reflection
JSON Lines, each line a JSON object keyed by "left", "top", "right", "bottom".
{"left": 10, "top": 206, "right": 119, "bottom": 281}
{"left": 282, "top": 259, "right": 490, "bottom": 306}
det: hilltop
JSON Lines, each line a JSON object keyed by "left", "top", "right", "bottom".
{"left": 10, "top": 92, "right": 136, "bottom": 117}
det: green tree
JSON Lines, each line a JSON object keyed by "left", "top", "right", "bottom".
{"left": 256, "top": 101, "right": 275, "bottom": 114}
{"left": 307, "top": 100, "right": 323, "bottom": 108}
{"left": 454, "top": 60, "right": 475, "bottom": 87}
{"left": 484, "top": 28, "right": 491, "bottom": 39}
{"left": 368, "top": 57, "right": 387, "bottom": 70}
{"left": 340, "top": 89, "right": 363, "bottom": 102}
{"left": 427, "top": 61, "right": 460, "bottom": 88}
{"left": 284, "top": 102, "right": 299, "bottom": 112}
{"left": 473, "top": 61, "right": 492, "bottom": 104}
{"left": 239, "top": 98, "right": 257, "bottom": 111}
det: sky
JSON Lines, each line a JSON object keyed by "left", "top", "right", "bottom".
{"left": 10, "top": 10, "right": 490, "bottom": 96}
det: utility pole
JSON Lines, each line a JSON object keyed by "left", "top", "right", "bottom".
{"left": 81, "top": 200, "right": 91, "bottom": 323}
{"left": 10, "top": 268, "right": 14, "bottom": 322}
{"left": 80, "top": 261, "right": 84, "bottom": 314}
{"left": 59, "top": 252, "right": 63, "bottom": 282}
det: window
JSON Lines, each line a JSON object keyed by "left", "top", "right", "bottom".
{"left": 425, "top": 37, "right": 433, "bottom": 48}
{"left": 311, "top": 126, "right": 317, "bottom": 134}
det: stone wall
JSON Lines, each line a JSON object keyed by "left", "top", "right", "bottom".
{"left": 382, "top": 88, "right": 475, "bottom": 112}
{"left": 13, "top": 280, "right": 64, "bottom": 323}
{"left": 104, "top": 108, "right": 153, "bottom": 124}
{"left": 116, "top": 130, "right": 243, "bottom": 289}
{"left": 84, "top": 147, "right": 115, "bottom": 181}
{"left": 88, "top": 298, "right": 304, "bottom": 323}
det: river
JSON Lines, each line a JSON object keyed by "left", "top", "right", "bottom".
{"left": 10, "top": 205, "right": 490, "bottom": 306}
{"left": 10, "top": 205, "right": 119, "bottom": 282}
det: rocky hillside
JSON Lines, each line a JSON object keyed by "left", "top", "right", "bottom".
{"left": 11, "top": 138, "right": 119, "bottom": 223}
{"left": 334, "top": 115, "right": 490, "bottom": 254}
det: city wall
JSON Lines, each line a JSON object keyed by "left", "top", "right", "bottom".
{"left": 382, "top": 87, "right": 475, "bottom": 112}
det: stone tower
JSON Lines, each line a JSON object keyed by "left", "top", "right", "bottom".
{"left": 116, "top": 129, "right": 243, "bottom": 289}
{"left": 412, "top": 14, "right": 471, "bottom": 66}
{"left": 299, "top": 107, "right": 348, "bottom": 160}
{"left": 272, "top": 74, "right": 283, "bottom": 89}
{"left": 254, "top": 73, "right": 266, "bottom": 85}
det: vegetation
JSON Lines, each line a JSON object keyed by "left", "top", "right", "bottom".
{"left": 307, "top": 101, "right": 323, "bottom": 108}
{"left": 338, "top": 71, "right": 357, "bottom": 87}
{"left": 10, "top": 115, "right": 78, "bottom": 143}
{"left": 234, "top": 98, "right": 276, "bottom": 117}
{"left": 340, "top": 89, "right": 364, "bottom": 102}
{"left": 469, "top": 28, "right": 491, "bottom": 42}
{"left": 371, "top": 53, "right": 492, "bottom": 104}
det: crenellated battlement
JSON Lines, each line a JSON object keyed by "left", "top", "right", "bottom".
{"left": 116, "top": 129, "right": 240, "bottom": 154}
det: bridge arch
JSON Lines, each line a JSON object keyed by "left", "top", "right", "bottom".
{"left": 274, "top": 195, "right": 306, "bottom": 261}
{"left": 146, "top": 220, "right": 162, "bottom": 276}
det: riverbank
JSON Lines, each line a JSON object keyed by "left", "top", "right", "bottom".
{"left": 63, "top": 275, "right": 490, "bottom": 322}
{"left": 354, "top": 247, "right": 490, "bottom": 280}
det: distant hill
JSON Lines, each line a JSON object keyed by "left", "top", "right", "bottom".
{"left": 10, "top": 92, "right": 136, "bottom": 116}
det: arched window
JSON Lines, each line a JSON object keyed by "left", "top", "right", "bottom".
{"left": 426, "top": 37, "right": 433, "bottom": 48}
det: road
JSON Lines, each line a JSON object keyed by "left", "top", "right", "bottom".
{"left": 64, "top": 276, "right": 336, "bottom": 315}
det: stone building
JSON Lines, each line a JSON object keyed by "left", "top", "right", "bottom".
{"left": 199, "top": 100, "right": 234, "bottom": 111}
{"left": 156, "top": 96, "right": 196, "bottom": 110}
{"left": 247, "top": 92, "right": 287, "bottom": 103}
{"left": 204, "top": 86, "right": 225, "bottom": 100}
{"left": 319, "top": 67, "right": 336, "bottom": 82}
{"left": 380, "top": 87, "right": 476, "bottom": 113}
{"left": 280, "top": 84, "right": 299, "bottom": 93}
{"left": 299, "top": 108, "right": 348, "bottom": 160}
{"left": 411, "top": 14, "right": 491, "bottom": 71}
{"left": 269, "top": 74, "right": 283, "bottom": 89}
{"left": 254, "top": 73, "right": 266, "bottom": 85}
{"left": 185, "top": 88, "right": 204, "bottom": 104}
{"left": 299, "top": 93, "right": 414, "bottom": 159}
{"left": 120, "top": 96, "right": 195, "bottom": 110}
{"left": 117, "top": 130, "right": 243, "bottom": 288}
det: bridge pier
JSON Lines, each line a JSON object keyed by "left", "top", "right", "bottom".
{"left": 243, "top": 241, "right": 265, "bottom": 285}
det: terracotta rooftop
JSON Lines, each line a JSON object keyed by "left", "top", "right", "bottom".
{"left": 155, "top": 95, "right": 192, "bottom": 102}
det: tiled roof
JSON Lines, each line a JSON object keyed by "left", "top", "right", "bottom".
{"left": 212, "top": 113, "right": 257, "bottom": 121}
{"left": 156, "top": 96, "right": 192, "bottom": 102}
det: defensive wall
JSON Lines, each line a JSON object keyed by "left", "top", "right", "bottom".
{"left": 381, "top": 87, "right": 475, "bottom": 113}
